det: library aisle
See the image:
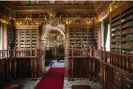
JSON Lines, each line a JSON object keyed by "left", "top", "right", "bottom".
{"left": 35, "top": 68, "right": 65, "bottom": 89}
{"left": 5, "top": 60, "right": 102, "bottom": 89}
{"left": 5, "top": 60, "right": 64, "bottom": 89}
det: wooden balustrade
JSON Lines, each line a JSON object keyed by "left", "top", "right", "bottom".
{"left": 0, "top": 48, "right": 45, "bottom": 85}
{"left": 0, "top": 49, "right": 40, "bottom": 58}
{"left": 103, "top": 51, "right": 133, "bottom": 73}
{"left": 15, "top": 49, "right": 38, "bottom": 57}
{"left": 68, "top": 48, "right": 89, "bottom": 57}
{"left": 0, "top": 59, "right": 6, "bottom": 88}
{"left": 67, "top": 48, "right": 133, "bottom": 88}
{"left": 86, "top": 49, "right": 133, "bottom": 74}
{"left": 0, "top": 50, "right": 9, "bottom": 59}
{"left": 92, "top": 49, "right": 102, "bottom": 59}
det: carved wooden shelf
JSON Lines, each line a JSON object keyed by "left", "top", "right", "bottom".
{"left": 15, "top": 29, "right": 37, "bottom": 50}
{"left": 111, "top": 4, "right": 133, "bottom": 54}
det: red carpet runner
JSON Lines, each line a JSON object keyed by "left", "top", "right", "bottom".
{"left": 35, "top": 68, "right": 65, "bottom": 89}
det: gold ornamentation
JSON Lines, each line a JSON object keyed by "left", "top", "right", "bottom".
{"left": 65, "top": 17, "right": 95, "bottom": 25}
{"left": 109, "top": 1, "right": 121, "bottom": 13}
{"left": 44, "top": 10, "right": 61, "bottom": 26}
{"left": 0, "top": 19, "right": 8, "bottom": 24}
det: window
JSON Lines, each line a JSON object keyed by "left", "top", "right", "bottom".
{"left": 0, "top": 22, "right": 2, "bottom": 50}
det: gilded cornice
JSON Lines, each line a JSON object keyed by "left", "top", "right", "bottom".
{"left": 15, "top": 25, "right": 39, "bottom": 29}
{"left": 96, "top": 1, "right": 124, "bottom": 22}
{"left": 15, "top": 16, "right": 96, "bottom": 27}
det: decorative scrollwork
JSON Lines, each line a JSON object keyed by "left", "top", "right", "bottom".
{"left": 44, "top": 10, "right": 61, "bottom": 26}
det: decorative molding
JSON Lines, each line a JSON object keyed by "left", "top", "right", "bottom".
{"left": 64, "top": 17, "right": 95, "bottom": 25}
{"left": 15, "top": 25, "right": 39, "bottom": 29}
{"left": 96, "top": 1, "right": 123, "bottom": 22}
{"left": 12, "top": 5, "right": 94, "bottom": 9}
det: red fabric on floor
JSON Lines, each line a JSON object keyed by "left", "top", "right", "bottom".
{"left": 35, "top": 68, "right": 65, "bottom": 89}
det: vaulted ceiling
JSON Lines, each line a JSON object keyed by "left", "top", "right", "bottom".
{"left": 2, "top": 1, "right": 112, "bottom": 18}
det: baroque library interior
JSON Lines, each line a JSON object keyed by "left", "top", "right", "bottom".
{"left": 0, "top": 1, "right": 133, "bottom": 89}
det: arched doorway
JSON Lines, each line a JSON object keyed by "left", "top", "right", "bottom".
{"left": 41, "top": 24, "right": 66, "bottom": 69}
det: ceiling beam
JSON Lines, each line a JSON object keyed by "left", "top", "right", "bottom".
{"left": 12, "top": 5, "right": 94, "bottom": 10}
{"left": 14, "top": 9, "right": 95, "bottom": 13}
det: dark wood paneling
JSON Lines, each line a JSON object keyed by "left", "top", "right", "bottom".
{"left": 16, "top": 58, "right": 31, "bottom": 78}
{"left": 73, "top": 58, "right": 82, "bottom": 78}
{"left": 0, "top": 59, "right": 6, "bottom": 88}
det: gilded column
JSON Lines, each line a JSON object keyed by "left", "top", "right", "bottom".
{"left": 65, "top": 21, "right": 69, "bottom": 77}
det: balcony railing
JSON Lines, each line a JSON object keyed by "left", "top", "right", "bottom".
{"left": 67, "top": 48, "right": 133, "bottom": 74}
{"left": 0, "top": 49, "right": 43, "bottom": 59}
{"left": 0, "top": 49, "right": 45, "bottom": 80}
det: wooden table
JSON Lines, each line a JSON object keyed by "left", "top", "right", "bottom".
{"left": 3, "top": 84, "right": 21, "bottom": 89}
{"left": 72, "top": 85, "right": 91, "bottom": 89}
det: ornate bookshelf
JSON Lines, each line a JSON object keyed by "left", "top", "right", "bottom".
{"left": 67, "top": 24, "right": 97, "bottom": 78}
{"left": 15, "top": 29, "right": 38, "bottom": 50}
{"left": 110, "top": 4, "right": 133, "bottom": 54}
{"left": 110, "top": 3, "right": 133, "bottom": 89}
{"left": 7, "top": 26, "right": 13, "bottom": 48}
{"left": 69, "top": 27, "right": 96, "bottom": 50}
{"left": 7, "top": 17, "right": 16, "bottom": 50}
